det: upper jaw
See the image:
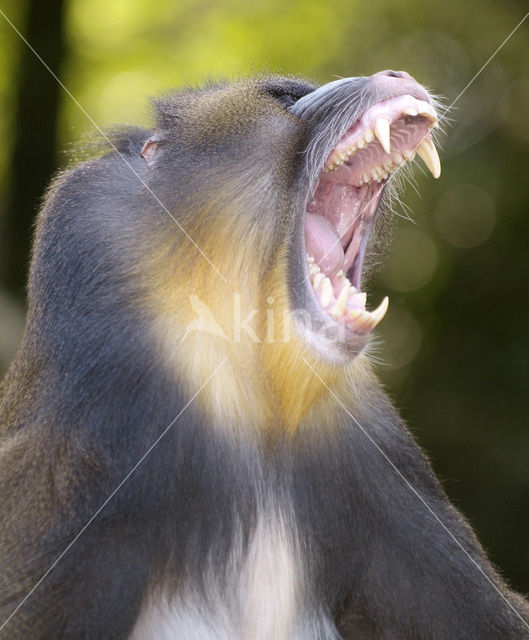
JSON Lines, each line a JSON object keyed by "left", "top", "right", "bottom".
{"left": 287, "top": 75, "right": 441, "bottom": 362}
{"left": 322, "top": 93, "right": 439, "bottom": 179}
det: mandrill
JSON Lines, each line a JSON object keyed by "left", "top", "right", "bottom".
{"left": 0, "top": 70, "right": 528, "bottom": 639}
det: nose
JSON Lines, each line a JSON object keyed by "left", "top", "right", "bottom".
{"left": 371, "top": 69, "right": 414, "bottom": 81}
{"left": 368, "top": 69, "right": 428, "bottom": 102}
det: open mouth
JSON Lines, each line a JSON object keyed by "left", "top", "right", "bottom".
{"left": 304, "top": 93, "right": 440, "bottom": 339}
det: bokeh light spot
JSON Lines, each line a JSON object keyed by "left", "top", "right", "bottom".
{"left": 500, "top": 78, "right": 529, "bottom": 145}
{"left": 96, "top": 71, "right": 158, "bottom": 125}
{"left": 434, "top": 183, "right": 496, "bottom": 249}
{"left": 380, "top": 227, "right": 439, "bottom": 292}
{"left": 378, "top": 305, "right": 423, "bottom": 370}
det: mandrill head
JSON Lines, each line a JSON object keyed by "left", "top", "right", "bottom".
{"left": 29, "top": 71, "right": 441, "bottom": 435}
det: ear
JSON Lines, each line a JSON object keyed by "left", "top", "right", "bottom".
{"left": 140, "top": 134, "right": 164, "bottom": 168}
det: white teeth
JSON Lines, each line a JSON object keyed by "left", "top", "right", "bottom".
{"left": 312, "top": 272, "right": 325, "bottom": 291}
{"left": 416, "top": 139, "right": 441, "bottom": 179}
{"left": 324, "top": 100, "right": 440, "bottom": 180}
{"left": 347, "top": 296, "right": 389, "bottom": 333}
{"left": 374, "top": 118, "right": 391, "bottom": 155}
{"left": 349, "top": 309, "right": 375, "bottom": 332}
{"left": 371, "top": 296, "right": 389, "bottom": 326}
{"left": 307, "top": 259, "right": 389, "bottom": 333}
{"left": 319, "top": 277, "right": 333, "bottom": 307}
{"left": 329, "top": 282, "right": 351, "bottom": 317}
{"left": 348, "top": 309, "right": 365, "bottom": 321}
{"left": 369, "top": 165, "right": 388, "bottom": 182}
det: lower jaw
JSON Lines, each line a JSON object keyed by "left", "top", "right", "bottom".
{"left": 305, "top": 181, "right": 383, "bottom": 288}
{"left": 292, "top": 305, "right": 372, "bottom": 365}
{"left": 301, "top": 182, "right": 388, "bottom": 352}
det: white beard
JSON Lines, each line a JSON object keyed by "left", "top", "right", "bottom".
{"left": 130, "top": 507, "right": 341, "bottom": 640}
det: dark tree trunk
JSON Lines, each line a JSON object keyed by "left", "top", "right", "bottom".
{"left": 1, "top": 0, "right": 66, "bottom": 298}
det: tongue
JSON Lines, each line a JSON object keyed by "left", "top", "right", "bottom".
{"left": 305, "top": 212, "right": 344, "bottom": 277}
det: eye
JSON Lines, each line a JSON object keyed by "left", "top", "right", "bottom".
{"left": 262, "top": 80, "right": 316, "bottom": 108}
{"left": 267, "top": 89, "right": 300, "bottom": 107}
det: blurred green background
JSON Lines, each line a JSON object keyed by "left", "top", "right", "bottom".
{"left": 0, "top": 0, "right": 528, "bottom": 591}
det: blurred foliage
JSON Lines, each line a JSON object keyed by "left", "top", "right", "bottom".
{"left": 0, "top": 0, "right": 528, "bottom": 591}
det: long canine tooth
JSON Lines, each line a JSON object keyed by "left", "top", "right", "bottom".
{"left": 374, "top": 118, "right": 391, "bottom": 154}
{"left": 330, "top": 282, "right": 350, "bottom": 317}
{"left": 370, "top": 296, "right": 389, "bottom": 326}
{"left": 319, "top": 277, "right": 333, "bottom": 307}
{"left": 416, "top": 140, "right": 441, "bottom": 179}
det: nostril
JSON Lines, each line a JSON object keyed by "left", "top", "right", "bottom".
{"left": 371, "top": 69, "right": 416, "bottom": 86}
{"left": 372, "top": 69, "right": 412, "bottom": 81}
